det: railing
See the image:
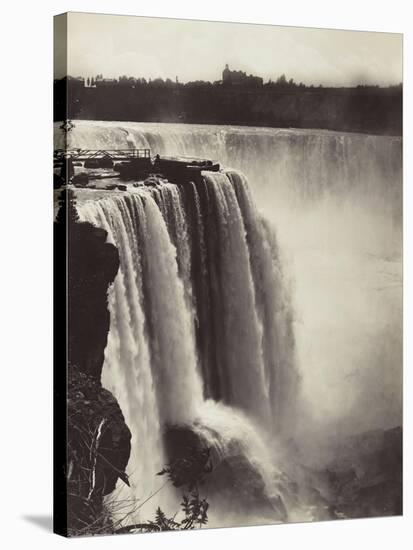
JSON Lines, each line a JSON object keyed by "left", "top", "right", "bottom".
{"left": 54, "top": 148, "right": 151, "bottom": 161}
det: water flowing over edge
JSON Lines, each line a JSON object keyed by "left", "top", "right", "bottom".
{"left": 79, "top": 169, "right": 298, "bottom": 521}
{"left": 70, "top": 119, "right": 402, "bottom": 526}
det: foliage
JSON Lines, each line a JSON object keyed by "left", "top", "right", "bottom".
{"left": 114, "top": 445, "right": 213, "bottom": 535}
{"left": 138, "top": 491, "right": 209, "bottom": 533}
{"left": 157, "top": 445, "right": 213, "bottom": 490}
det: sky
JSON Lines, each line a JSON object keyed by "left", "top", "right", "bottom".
{"left": 55, "top": 12, "right": 402, "bottom": 87}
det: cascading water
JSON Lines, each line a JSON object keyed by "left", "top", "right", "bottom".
{"left": 69, "top": 119, "right": 402, "bottom": 525}
{"left": 78, "top": 167, "right": 297, "bottom": 523}
{"left": 58, "top": 120, "right": 401, "bottom": 208}
{"left": 59, "top": 120, "right": 402, "bottom": 265}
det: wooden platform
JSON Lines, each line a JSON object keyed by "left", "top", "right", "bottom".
{"left": 54, "top": 149, "right": 221, "bottom": 186}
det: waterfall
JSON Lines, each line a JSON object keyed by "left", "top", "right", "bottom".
{"left": 71, "top": 119, "right": 402, "bottom": 524}
{"left": 60, "top": 120, "right": 402, "bottom": 260}
{"left": 227, "top": 170, "right": 298, "bottom": 431}
{"left": 120, "top": 128, "right": 138, "bottom": 149}
{"left": 79, "top": 165, "right": 297, "bottom": 520}
{"left": 79, "top": 195, "right": 167, "bottom": 512}
{"left": 58, "top": 121, "right": 401, "bottom": 210}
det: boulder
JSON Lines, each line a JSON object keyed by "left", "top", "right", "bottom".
{"left": 164, "top": 425, "right": 287, "bottom": 520}
{"left": 72, "top": 172, "right": 89, "bottom": 187}
{"left": 84, "top": 158, "right": 114, "bottom": 169}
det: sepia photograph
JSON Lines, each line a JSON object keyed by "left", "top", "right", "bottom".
{"left": 53, "top": 12, "right": 402, "bottom": 537}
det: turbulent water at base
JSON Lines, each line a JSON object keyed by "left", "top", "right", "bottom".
{"left": 71, "top": 121, "right": 402, "bottom": 525}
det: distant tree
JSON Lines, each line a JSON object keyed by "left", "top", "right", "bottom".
{"left": 87, "top": 77, "right": 90, "bottom": 87}
{"left": 276, "top": 74, "right": 287, "bottom": 86}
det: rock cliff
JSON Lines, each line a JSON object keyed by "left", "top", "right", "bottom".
{"left": 55, "top": 190, "right": 132, "bottom": 535}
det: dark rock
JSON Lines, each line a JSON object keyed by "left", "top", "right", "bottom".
{"left": 324, "top": 427, "right": 402, "bottom": 518}
{"left": 72, "top": 172, "right": 89, "bottom": 187}
{"left": 144, "top": 176, "right": 160, "bottom": 187}
{"left": 67, "top": 219, "right": 119, "bottom": 379}
{"left": 54, "top": 172, "right": 64, "bottom": 189}
{"left": 55, "top": 193, "right": 132, "bottom": 534}
{"left": 67, "top": 365, "right": 131, "bottom": 532}
{"left": 165, "top": 425, "right": 287, "bottom": 521}
{"left": 117, "top": 158, "right": 152, "bottom": 180}
{"left": 84, "top": 158, "right": 114, "bottom": 169}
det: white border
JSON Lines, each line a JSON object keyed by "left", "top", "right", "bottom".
{"left": 0, "top": 1, "right": 411, "bottom": 548}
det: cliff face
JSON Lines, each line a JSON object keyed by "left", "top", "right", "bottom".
{"left": 55, "top": 194, "right": 132, "bottom": 535}
{"left": 60, "top": 80, "right": 402, "bottom": 136}
{"left": 67, "top": 366, "right": 131, "bottom": 533}
{"left": 67, "top": 220, "right": 119, "bottom": 379}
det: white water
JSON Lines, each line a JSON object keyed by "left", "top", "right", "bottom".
{"left": 78, "top": 175, "right": 296, "bottom": 523}
{"left": 72, "top": 120, "right": 402, "bottom": 525}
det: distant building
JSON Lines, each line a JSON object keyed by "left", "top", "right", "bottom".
{"left": 222, "top": 64, "right": 263, "bottom": 87}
